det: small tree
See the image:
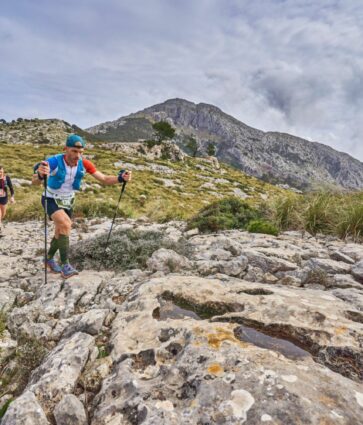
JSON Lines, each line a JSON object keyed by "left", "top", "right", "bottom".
{"left": 186, "top": 136, "right": 199, "bottom": 157}
{"left": 207, "top": 142, "right": 216, "bottom": 156}
{"left": 152, "top": 121, "right": 175, "bottom": 143}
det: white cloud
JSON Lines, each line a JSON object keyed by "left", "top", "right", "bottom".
{"left": 0, "top": 0, "right": 362, "bottom": 160}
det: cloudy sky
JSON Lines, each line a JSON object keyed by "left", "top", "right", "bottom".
{"left": 1, "top": 0, "right": 362, "bottom": 160}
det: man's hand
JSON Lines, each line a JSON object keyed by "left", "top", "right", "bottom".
{"left": 10, "top": 196, "right": 15, "bottom": 204}
{"left": 38, "top": 161, "right": 50, "bottom": 178}
{"left": 118, "top": 170, "right": 132, "bottom": 183}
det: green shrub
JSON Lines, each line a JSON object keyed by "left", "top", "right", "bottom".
{"left": 273, "top": 195, "right": 301, "bottom": 230}
{"left": 13, "top": 334, "right": 48, "bottom": 395}
{"left": 247, "top": 219, "right": 279, "bottom": 236}
{"left": 74, "top": 198, "right": 134, "bottom": 219}
{"left": 187, "top": 197, "right": 260, "bottom": 233}
{"left": 145, "top": 139, "right": 161, "bottom": 149}
{"left": 97, "top": 346, "right": 109, "bottom": 359}
{"left": 303, "top": 192, "right": 335, "bottom": 235}
{"left": 337, "top": 200, "right": 363, "bottom": 241}
{"left": 70, "top": 229, "right": 188, "bottom": 271}
{"left": 0, "top": 399, "right": 12, "bottom": 418}
{"left": 304, "top": 269, "right": 330, "bottom": 287}
{"left": 0, "top": 310, "right": 6, "bottom": 337}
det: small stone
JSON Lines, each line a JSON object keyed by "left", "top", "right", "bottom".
{"left": 330, "top": 251, "right": 355, "bottom": 264}
{"left": 352, "top": 260, "right": 363, "bottom": 283}
{"left": 263, "top": 273, "right": 278, "bottom": 283}
{"left": 355, "top": 391, "right": 363, "bottom": 407}
{"left": 281, "top": 375, "right": 298, "bottom": 383}
{"left": 54, "top": 394, "right": 87, "bottom": 425}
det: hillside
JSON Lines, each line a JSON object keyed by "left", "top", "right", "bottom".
{"left": 0, "top": 140, "right": 286, "bottom": 223}
{"left": 87, "top": 98, "right": 363, "bottom": 191}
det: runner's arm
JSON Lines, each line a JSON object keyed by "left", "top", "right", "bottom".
{"left": 31, "top": 158, "right": 56, "bottom": 185}
{"left": 91, "top": 170, "right": 132, "bottom": 185}
{"left": 82, "top": 159, "right": 132, "bottom": 184}
{"left": 92, "top": 171, "right": 119, "bottom": 185}
{"left": 7, "top": 176, "right": 14, "bottom": 196}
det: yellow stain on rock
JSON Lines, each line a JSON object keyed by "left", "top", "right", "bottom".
{"left": 193, "top": 326, "right": 204, "bottom": 336}
{"left": 207, "top": 363, "right": 224, "bottom": 376}
{"left": 190, "top": 400, "right": 199, "bottom": 408}
{"left": 318, "top": 395, "right": 337, "bottom": 408}
{"left": 207, "top": 329, "right": 249, "bottom": 349}
{"left": 319, "top": 417, "right": 336, "bottom": 425}
{"left": 334, "top": 326, "right": 348, "bottom": 336}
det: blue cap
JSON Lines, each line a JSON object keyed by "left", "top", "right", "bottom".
{"left": 66, "top": 134, "right": 85, "bottom": 148}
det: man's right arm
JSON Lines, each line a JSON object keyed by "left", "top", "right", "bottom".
{"left": 31, "top": 161, "right": 51, "bottom": 186}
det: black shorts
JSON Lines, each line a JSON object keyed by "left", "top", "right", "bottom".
{"left": 41, "top": 196, "right": 73, "bottom": 220}
{"left": 0, "top": 196, "right": 8, "bottom": 206}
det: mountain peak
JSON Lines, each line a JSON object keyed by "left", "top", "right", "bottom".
{"left": 87, "top": 100, "right": 363, "bottom": 190}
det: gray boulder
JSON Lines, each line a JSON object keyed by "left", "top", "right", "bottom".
{"left": 1, "top": 391, "right": 50, "bottom": 425}
{"left": 147, "top": 248, "right": 191, "bottom": 273}
{"left": 54, "top": 394, "right": 87, "bottom": 425}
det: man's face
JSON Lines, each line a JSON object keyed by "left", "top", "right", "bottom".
{"left": 65, "top": 147, "right": 84, "bottom": 165}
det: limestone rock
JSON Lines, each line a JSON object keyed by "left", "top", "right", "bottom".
{"left": 0, "top": 330, "right": 17, "bottom": 362}
{"left": 54, "top": 394, "right": 87, "bottom": 425}
{"left": 2, "top": 219, "right": 363, "bottom": 424}
{"left": 62, "top": 309, "right": 109, "bottom": 338}
{"left": 1, "top": 391, "right": 50, "bottom": 425}
{"left": 147, "top": 248, "right": 191, "bottom": 273}
{"left": 27, "top": 332, "right": 95, "bottom": 404}
{"left": 352, "top": 260, "right": 363, "bottom": 283}
{"left": 91, "top": 275, "right": 363, "bottom": 424}
{"left": 330, "top": 250, "right": 355, "bottom": 264}
{"left": 305, "top": 258, "right": 351, "bottom": 275}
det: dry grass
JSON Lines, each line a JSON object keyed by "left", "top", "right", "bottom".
{"left": 1, "top": 143, "right": 284, "bottom": 223}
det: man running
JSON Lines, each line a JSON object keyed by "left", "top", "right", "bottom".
{"left": 32, "top": 134, "right": 132, "bottom": 278}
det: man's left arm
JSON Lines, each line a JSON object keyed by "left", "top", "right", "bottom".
{"left": 83, "top": 159, "right": 132, "bottom": 185}
{"left": 91, "top": 170, "right": 132, "bottom": 185}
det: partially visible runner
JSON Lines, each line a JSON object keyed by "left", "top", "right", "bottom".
{"left": 32, "top": 134, "right": 132, "bottom": 279}
{"left": 0, "top": 165, "right": 15, "bottom": 234}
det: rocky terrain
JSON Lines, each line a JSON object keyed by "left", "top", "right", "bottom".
{"left": 0, "top": 219, "right": 363, "bottom": 424}
{"left": 0, "top": 119, "right": 100, "bottom": 146}
{"left": 88, "top": 98, "right": 363, "bottom": 190}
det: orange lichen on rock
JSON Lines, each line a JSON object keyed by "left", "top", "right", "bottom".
{"left": 334, "top": 326, "right": 348, "bottom": 336}
{"left": 318, "top": 395, "right": 337, "bottom": 408}
{"left": 207, "top": 363, "right": 224, "bottom": 375}
{"left": 207, "top": 329, "right": 248, "bottom": 349}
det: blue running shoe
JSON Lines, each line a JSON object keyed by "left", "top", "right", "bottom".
{"left": 46, "top": 258, "right": 62, "bottom": 274}
{"left": 61, "top": 263, "right": 79, "bottom": 279}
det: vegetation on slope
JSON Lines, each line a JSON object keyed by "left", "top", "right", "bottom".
{"left": 1, "top": 140, "right": 361, "bottom": 241}
{"left": 0, "top": 142, "right": 284, "bottom": 222}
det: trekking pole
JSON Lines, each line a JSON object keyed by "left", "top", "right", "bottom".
{"left": 44, "top": 174, "right": 48, "bottom": 285}
{"left": 98, "top": 181, "right": 127, "bottom": 271}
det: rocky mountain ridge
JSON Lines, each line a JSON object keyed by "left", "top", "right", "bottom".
{"left": 0, "top": 118, "right": 101, "bottom": 146}
{"left": 88, "top": 99, "right": 363, "bottom": 190}
{"left": 0, "top": 219, "right": 363, "bottom": 424}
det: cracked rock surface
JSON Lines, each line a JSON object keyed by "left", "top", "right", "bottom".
{"left": 0, "top": 220, "right": 362, "bottom": 424}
